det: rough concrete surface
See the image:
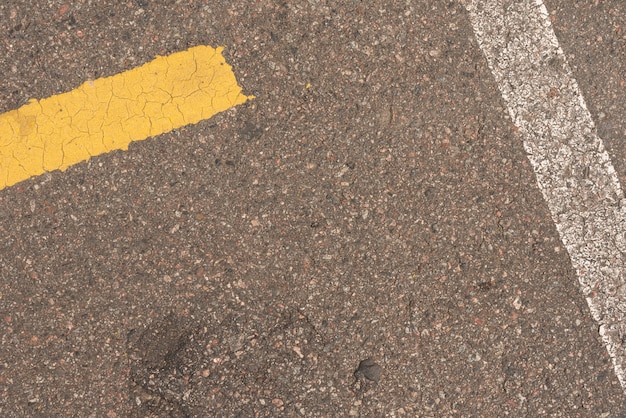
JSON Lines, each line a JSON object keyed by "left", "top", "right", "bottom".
{"left": 0, "top": 1, "right": 625, "bottom": 417}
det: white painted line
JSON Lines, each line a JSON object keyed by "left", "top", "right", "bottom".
{"left": 464, "top": 0, "right": 626, "bottom": 391}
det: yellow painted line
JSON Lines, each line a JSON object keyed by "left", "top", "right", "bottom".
{"left": 0, "top": 45, "right": 253, "bottom": 190}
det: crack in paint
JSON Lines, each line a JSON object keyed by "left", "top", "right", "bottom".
{"left": 0, "top": 45, "right": 253, "bottom": 190}
{"left": 466, "top": 0, "right": 626, "bottom": 393}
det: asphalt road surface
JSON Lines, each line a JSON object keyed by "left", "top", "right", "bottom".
{"left": 1, "top": 0, "right": 626, "bottom": 416}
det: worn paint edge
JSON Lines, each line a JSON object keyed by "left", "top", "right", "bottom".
{"left": 0, "top": 45, "right": 253, "bottom": 190}
{"left": 465, "top": 0, "right": 626, "bottom": 391}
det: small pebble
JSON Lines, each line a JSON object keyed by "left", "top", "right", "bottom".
{"left": 354, "top": 358, "right": 383, "bottom": 382}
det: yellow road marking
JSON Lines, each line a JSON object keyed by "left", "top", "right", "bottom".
{"left": 0, "top": 45, "right": 253, "bottom": 190}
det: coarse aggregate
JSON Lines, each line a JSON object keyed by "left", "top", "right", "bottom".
{"left": 0, "top": 1, "right": 625, "bottom": 416}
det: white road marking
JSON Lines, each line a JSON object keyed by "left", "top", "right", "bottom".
{"left": 464, "top": 0, "right": 626, "bottom": 391}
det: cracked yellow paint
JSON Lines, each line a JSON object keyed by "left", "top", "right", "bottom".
{"left": 0, "top": 45, "right": 253, "bottom": 190}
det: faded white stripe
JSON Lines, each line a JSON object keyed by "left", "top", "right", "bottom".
{"left": 464, "top": 0, "right": 626, "bottom": 390}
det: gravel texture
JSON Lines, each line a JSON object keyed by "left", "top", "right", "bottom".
{"left": 0, "top": 0, "right": 625, "bottom": 416}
